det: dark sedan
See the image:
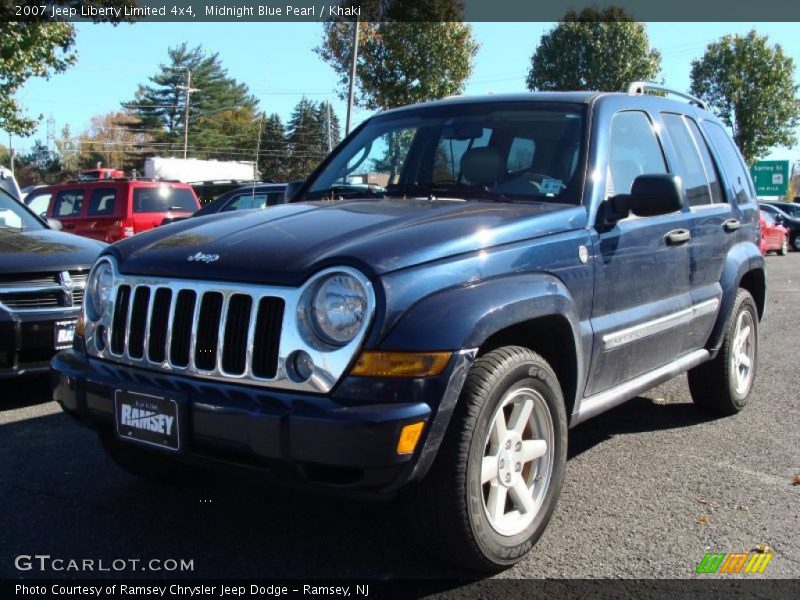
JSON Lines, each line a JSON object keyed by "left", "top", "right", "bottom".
{"left": 0, "top": 188, "right": 105, "bottom": 378}
{"left": 161, "top": 183, "right": 286, "bottom": 225}
{"left": 760, "top": 202, "right": 800, "bottom": 251}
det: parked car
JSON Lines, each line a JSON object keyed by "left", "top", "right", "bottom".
{"left": 79, "top": 168, "right": 126, "bottom": 180}
{"left": 759, "top": 202, "right": 800, "bottom": 251}
{"left": 53, "top": 86, "right": 765, "bottom": 571}
{"left": 0, "top": 187, "right": 104, "bottom": 378}
{"left": 762, "top": 200, "right": 800, "bottom": 219}
{"left": 0, "top": 167, "right": 21, "bottom": 201}
{"left": 759, "top": 210, "right": 788, "bottom": 255}
{"left": 160, "top": 184, "right": 287, "bottom": 226}
{"left": 189, "top": 179, "right": 268, "bottom": 206}
{"left": 25, "top": 179, "right": 200, "bottom": 243}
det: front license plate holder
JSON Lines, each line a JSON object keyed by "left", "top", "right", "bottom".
{"left": 114, "top": 390, "right": 181, "bottom": 451}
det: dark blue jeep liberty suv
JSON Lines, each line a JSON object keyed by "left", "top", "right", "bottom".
{"left": 52, "top": 84, "right": 765, "bottom": 571}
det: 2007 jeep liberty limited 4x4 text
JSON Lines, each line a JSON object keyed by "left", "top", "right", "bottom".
{"left": 52, "top": 83, "right": 765, "bottom": 571}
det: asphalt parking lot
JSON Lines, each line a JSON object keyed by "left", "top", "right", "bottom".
{"left": 1, "top": 254, "right": 798, "bottom": 581}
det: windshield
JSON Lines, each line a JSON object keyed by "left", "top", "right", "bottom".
{"left": 0, "top": 189, "right": 44, "bottom": 231}
{"left": 307, "top": 102, "right": 587, "bottom": 203}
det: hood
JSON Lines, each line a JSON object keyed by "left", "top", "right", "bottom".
{"left": 109, "top": 199, "right": 587, "bottom": 286}
{"left": 0, "top": 227, "right": 106, "bottom": 273}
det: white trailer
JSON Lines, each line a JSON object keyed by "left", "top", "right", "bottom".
{"left": 144, "top": 157, "right": 256, "bottom": 183}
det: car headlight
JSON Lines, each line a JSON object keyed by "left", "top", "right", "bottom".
{"left": 85, "top": 260, "right": 114, "bottom": 321}
{"left": 310, "top": 273, "right": 368, "bottom": 346}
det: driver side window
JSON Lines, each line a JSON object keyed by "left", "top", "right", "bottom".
{"left": 607, "top": 111, "right": 667, "bottom": 197}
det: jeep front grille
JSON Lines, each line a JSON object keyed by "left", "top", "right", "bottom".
{"left": 108, "top": 283, "right": 284, "bottom": 379}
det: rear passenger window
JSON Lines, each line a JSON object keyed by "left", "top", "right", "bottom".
{"left": 607, "top": 111, "right": 667, "bottom": 197}
{"left": 87, "top": 188, "right": 117, "bottom": 216}
{"left": 133, "top": 187, "right": 198, "bottom": 213}
{"left": 661, "top": 113, "right": 720, "bottom": 207}
{"left": 701, "top": 122, "right": 755, "bottom": 205}
{"left": 53, "top": 190, "right": 83, "bottom": 217}
{"left": 25, "top": 192, "right": 51, "bottom": 217}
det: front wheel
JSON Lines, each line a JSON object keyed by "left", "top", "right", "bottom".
{"left": 688, "top": 289, "right": 758, "bottom": 415}
{"left": 792, "top": 234, "right": 800, "bottom": 252}
{"left": 779, "top": 235, "right": 789, "bottom": 256}
{"left": 403, "top": 346, "right": 567, "bottom": 572}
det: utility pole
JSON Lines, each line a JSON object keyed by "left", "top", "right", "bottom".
{"left": 326, "top": 101, "right": 332, "bottom": 152}
{"left": 8, "top": 133, "right": 14, "bottom": 173}
{"left": 345, "top": 18, "right": 359, "bottom": 136}
{"left": 176, "top": 69, "right": 199, "bottom": 159}
{"left": 254, "top": 114, "right": 264, "bottom": 183}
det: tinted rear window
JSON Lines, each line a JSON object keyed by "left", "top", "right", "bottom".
{"left": 133, "top": 187, "right": 198, "bottom": 213}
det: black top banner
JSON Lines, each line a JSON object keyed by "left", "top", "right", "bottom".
{"left": 2, "top": 0, "right": 799, "bottom": 22}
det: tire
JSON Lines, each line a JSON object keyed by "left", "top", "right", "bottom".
{"left": 403, "top": 346, "right": 567, "bottom": 572}
{"left": 98, "top": 432, "right": 200, "bottom": 484}
{"left": 779, "top": 236, "right": 789, "bottom": 256}
{"left": 792, "top": 234, "right": 800, "bottom": 252}
{"left": 688, "top": 289, "right": 758, "bottom": 415}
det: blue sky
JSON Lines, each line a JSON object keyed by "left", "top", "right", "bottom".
{"left": 6, "top": 21, "right": 800, "bottom": 163}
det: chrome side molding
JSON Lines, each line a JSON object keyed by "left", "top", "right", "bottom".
{"left": 571, "top": 349, "right": 710, "bottom": 427}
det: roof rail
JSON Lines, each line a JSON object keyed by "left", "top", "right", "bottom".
{"left": 626, "top": 81, "right": 708, "bottom": 110}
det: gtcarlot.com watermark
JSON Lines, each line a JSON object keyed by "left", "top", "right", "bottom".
{"left": 14, "top": 554, "right": 194, "bottom": 573}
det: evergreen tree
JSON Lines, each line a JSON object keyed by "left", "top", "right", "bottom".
{"left": 125, "top": 43, "right": 259, "bottom": 157}
{"left": 285, "top": 98, "right": 327, "bottom": 180}
{"left": 257, "top": 113, "right": 289, "bottom": 181}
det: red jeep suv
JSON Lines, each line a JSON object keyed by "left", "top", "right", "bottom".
{"left": 26, "top": 180, "right": 200, "bottom": 243}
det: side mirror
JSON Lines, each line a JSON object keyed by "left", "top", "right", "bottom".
{"left": 610, "top": 174, "right": 683, "bottom": 221}
{"left": 283, "top": 179, "right": 305, "bottom": 203}
{"left": 47, "top": 218, "right": 63, "bottom": 231}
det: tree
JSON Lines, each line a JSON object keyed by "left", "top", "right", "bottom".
{"left": 16, "top": 139, "right": 61, "bottom": 184}
{"left": 0, "top": 21, "right": 75, "bottom": 135}
{"left": 316, "top": 1, "right": 478, "bottom": 110}
{"left": 257, "top": 113, "right": 289, "bottom": 181}
{"left": 191, "top": 105, "right": 261, "bottom": 161}
{"left": 526, "top": 7, "right": 661, "bottom": 92}
{"left": 285, "top": 98, "right": 327, "bottom": 180}
{"left": 125, "top": 43, "right": 259, "bottom": 156}
{"left": 690, "top": 30, "right": 800, "bottom": 164}
{"left": 0, "top": 1, "right": 133, "bottom": 136}
{"left": 77, "top": 111, "right": 152, "bottom": 173}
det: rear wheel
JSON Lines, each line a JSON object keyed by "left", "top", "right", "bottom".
{"left": 688, "top": 289, "right": 758, "bottom": 415}
{"left": 792, "top": 234, "right": 800, "bottom": 251}
{"left": 403, "top": 346, "right": 567, "bottom": 572}
{"left": 99, "top": 433, "right": 200, "bottom": 484}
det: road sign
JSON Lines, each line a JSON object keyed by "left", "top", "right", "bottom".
{"left": 750, "top": 160, "right": 789, "bottom": 196}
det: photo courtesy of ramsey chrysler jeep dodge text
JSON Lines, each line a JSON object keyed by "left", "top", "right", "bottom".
{"left": 52, "top": 83, "right": 765, "bottom": 571}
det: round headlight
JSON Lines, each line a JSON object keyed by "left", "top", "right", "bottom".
{"left": 310, "top": 273, "right": 368, "bottom": 346}
{"left": 86, "top": 260, "right": 114, "bottom": 320}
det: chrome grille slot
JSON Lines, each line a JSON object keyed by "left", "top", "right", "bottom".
{"left": 170, "top": 290, "right": 197, "bottom": 367}
{"left": 111, "top": 286, "right": 132, "bottom": 354}
{"left": 194, "top": 292, "right": 223, "bottom": 371}
{"left": 127, "top": 286, "right": 150, "bottom": 359}
{"left": 252, "top": 297, "right": 285, "bottom": 379}
{"left": 222, "top": 294, "right": 252, "bottom": 375}
{"left": 147, "top": 288, "right": 172, "bottom": 363}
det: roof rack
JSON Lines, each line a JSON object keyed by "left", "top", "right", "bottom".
{"left": 626, "top": 81, "right": 708, "bottom": 110}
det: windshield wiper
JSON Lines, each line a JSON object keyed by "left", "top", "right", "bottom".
{"left": 426, "top": 181, "right": 510, "bottom": 202}
{"left": 305, "top": 184, "right": 385, "bottom": 201}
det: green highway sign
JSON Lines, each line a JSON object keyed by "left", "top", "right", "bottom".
{"left": 750, "top": 160, "right": 790, "bottom": 196}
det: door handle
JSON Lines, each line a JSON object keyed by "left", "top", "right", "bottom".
{"left": 665, "top": 229, "right": 691, "bottom": 245}
{"left": 723, "top": 218, "right": 741, "bottom": 232}
{"left": 63, "top": 223, "right": 75, "bottom": 229}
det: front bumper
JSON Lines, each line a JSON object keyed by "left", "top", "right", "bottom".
{"left": 0, "top": 308, "right": 80, "bottom": 379}
{"left": 51, "top": 349, "right": 474, "bottom": 497}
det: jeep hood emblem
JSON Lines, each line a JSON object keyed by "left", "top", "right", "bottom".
{"left": 187, "top": 252, "right": 220, "bottom": 263}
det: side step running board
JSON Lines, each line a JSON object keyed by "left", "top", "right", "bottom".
{"left": 571, "top": 349, "right": 710, "bottom": 427}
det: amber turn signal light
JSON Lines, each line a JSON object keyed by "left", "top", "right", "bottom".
{"left": 350, "top": 351, "right": 452, "bottom": 378}
{"left": 75, "top": 314, "right": 85, "bottom": 338}
{"left": 397, "top": 421, "right": 425, "bottom": 455}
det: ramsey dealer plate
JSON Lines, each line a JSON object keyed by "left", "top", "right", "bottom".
{"left": 114, "top": 390, "right": 180, "bottom": 451}
{"left": 54, "top": 319, "right": 77, "bottom": 351}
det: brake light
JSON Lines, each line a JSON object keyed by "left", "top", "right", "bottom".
{"left": 109, "top": 219, "right": 136, "bottom": 241}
